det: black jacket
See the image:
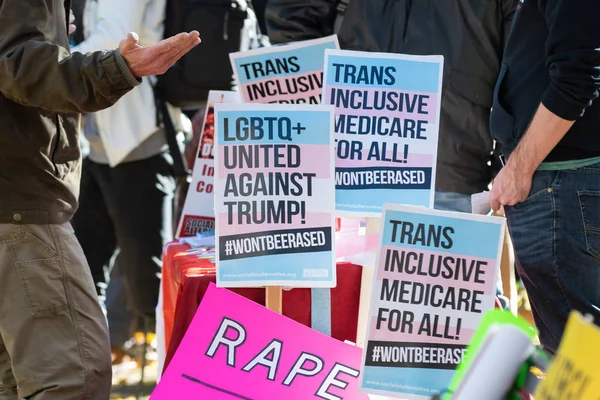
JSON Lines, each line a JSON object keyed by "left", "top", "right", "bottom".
{"left": 492, "top": 0, "right": 600, "bottom": 161}
{"left": 267, "top": 0, "right": 517, "bottom": 195}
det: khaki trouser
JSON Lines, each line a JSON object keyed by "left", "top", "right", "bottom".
{"left": 0, "top": 223, "right": 111, "bottom": 399}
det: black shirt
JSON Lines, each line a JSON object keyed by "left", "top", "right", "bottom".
{"left": 491, "top": 0, "right": 600, "bottom": 161}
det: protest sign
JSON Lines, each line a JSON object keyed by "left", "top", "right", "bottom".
{"left": 534, "top": 311, "right": 600, "bottom": 400}
{"left": 323, "top": 50, "right": 444, "bottom": 216}
{"left": 445, "top": 309, "right": 537, "bottom": 400}
{"left": 230, "top": 36, "right": 339, "bottom": 104}
{"left": 151, "top": 283, "right": 369, "bottom": 400}
{"left": 214, "top": 104, "right": 336, "bottom": 287}
{"left": 176, "top": 91, "right": 242, "bottom": 238}
{"left": 360, "top": 204, "right": 505, "bottom": 399}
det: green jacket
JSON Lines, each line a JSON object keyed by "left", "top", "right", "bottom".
{"left": 0, "top": 0, "right": 140, "bottom": 224}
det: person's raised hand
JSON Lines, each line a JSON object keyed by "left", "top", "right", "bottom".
{"left": 119, "top": 31, "right": 201, "bottom": 78}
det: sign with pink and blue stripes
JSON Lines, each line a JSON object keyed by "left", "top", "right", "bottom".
{"left": 230, "top": 36, "right": 339, "bottom": 104}
{"left": 360, "top": 203, "right": 505, "bottom": 399}
{"left": 213, "top": 104, "right": 336, "bottom": 288}
{"left": 323, "top": 49, "right": 444, "bottom": 216}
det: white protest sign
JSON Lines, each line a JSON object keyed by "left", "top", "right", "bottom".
{"left": 214, "top": 104, "right": 336, "bottom": 288}
{"left": 176, "top": 91, "right": 242, "bottom": 238}
{"left": 360, "top": 204, "right": 505, "bottom": 399}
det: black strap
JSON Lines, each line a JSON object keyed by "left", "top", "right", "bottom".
{"left": 155, "top": 93, "right": 188, "bottom": 178}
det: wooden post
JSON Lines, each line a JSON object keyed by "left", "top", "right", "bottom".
{"left": 493, "top": 209, "right": 519, "bottom": 316}
{"left": 266, "top": 286, "right": 283, "bottom": 314}
{"left": 500, "top": 227, "right": 519, "bottom": 315}
{"left": 355, "top": 217, "right": 381, "bottom": 348}
{"left": 356, "top": 267, "right": 374, "bottom": 348}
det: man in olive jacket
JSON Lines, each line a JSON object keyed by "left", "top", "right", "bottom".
{"left": 0, "top": 1, "right": 200, "bottom": 398}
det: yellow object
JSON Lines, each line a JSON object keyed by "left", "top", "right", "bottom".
{"left": 534, "top": 311, "right": 600, "bottom": 399}
{"left": 133, "top": 332, "right": 157, "bottom": 346}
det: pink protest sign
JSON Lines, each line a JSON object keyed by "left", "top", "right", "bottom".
{"left": 151, "top": 284, "right": 368, "bottom": 400}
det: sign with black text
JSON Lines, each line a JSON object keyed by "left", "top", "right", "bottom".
{"left": 360, "top": 204, "right": 505, "bottom": 399}
{"left": 214, "top": 104, "right": 336, "bottom": 288}
{"left": 323, "top": 50, "right": 443, "bottom": 216}
{"left": 230, "top": 36, "right": 339, "bottom": 104}
{"left": 176, "top": 91, "right": 242, "bottom": 237}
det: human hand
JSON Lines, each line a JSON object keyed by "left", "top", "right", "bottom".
{"left": 119, "top": 31, "right": 201, "bottom": 77}
{"left": 489, "top": 162, "right": 533, "bottom": 212}
{"left": 68, "top": 9, "right": 76, "bottom": 35}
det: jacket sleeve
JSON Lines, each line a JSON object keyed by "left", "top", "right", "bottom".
{"left": 72, "top": 0, "right": 147, "bottom": 54}
{"left": 501, "top": 0, "right": 518, "bottom": 49}
{"left": 265, "top": 0, "right": 338, "bottom": 44}
{"left": 540, "top": 0, "right": 600, "bottom": 120}
{"left": 0, "top": 0, "right": 140, "bottom": 114}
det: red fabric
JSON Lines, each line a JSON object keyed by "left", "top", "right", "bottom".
{"left": 162, "top": 241, "right": 215, "bottom": 349}
{"left": 163, "top": 261, "right": 363, "bottom": 373}
{"left": 162, "top": 241, "right": 191, "bottom": 350}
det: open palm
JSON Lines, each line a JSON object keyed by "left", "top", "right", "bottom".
{"left": 119, "top": 31, "right": 201, "bottom": 78}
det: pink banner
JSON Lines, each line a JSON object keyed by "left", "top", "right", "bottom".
{"left": 240, "top": 70, "right": 324, "bottom": 104}
{"left": 377, "top": 246, "right": 497, "bottom": 293}
{"left": 151, "top": 284, "right": 369, "bottom": 400}
{"left": 335, "top": 153, "right": 434, "bottom": 169}
{"left": 218, "top": 211, "right": 331, "bottom": 236}
{"left": 327, "top": 86, "right": 439, "bottom": 123}
{"left": 218, "top": 144, "right": 332, "bottom": 179}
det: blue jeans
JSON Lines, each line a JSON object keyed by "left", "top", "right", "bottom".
{"left": 434, "top": 190, "right": 509, "bottom": 309}
{"left": 434, "top": 190, "right": 472, "bottom": 213}
{"left": 505, "top": 164, "right": 600, "bottom": 353}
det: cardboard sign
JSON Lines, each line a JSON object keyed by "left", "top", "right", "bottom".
{"left": 323, "top": 50, "right": 444, "bottom": 216}
{"left": 151, "top": 284, "right": 369, "bottom": 400}
{"left": 214, "top": 104, "right": 336, "bottom": 288}
{"left": 176, "top": 91, "right": 242, "bottom": 238}
{"left": 534, "top": 311, "right": 600, "bottom": 400}
{"left": 230, "top": 36, "right": 339, "bottom": 104}
{"left": 360, "top": 204, "right": 505, "bottom": 399}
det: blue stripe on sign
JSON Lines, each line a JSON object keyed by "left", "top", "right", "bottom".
{"left": 233, "top": 41, "right": 338, "bottom": 84}
{"left": 362, "top": 366, "right": 454, "bottom": 397}
{"left": 218, "top": 251, "right": 335, "bottom": 286}
{"left": 216, "top": 109, "right": 332, "bottom": 145}
{"left": 380, "top": 209, "right": 503, "bottom": 259}
{"left": 325, "top": 54, "right": 441, "bottom": 92}
{"left": 336, "top": 188, "right": 432, "bottom": 213}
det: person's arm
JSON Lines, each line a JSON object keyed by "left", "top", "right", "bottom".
{"left": 265, "top": 0, "right": 338, "bottom": 44}
{"left": 0, "top": 0, "right": 140, "bottom": 114}
{"left": 72, "top": 0, "right": 146, "bottom": 54}
{"left": 0, "top": 0, "right": 200, "bottom": 115}
{"left": 490, "top": 0, "right": 600, "bottom": 210}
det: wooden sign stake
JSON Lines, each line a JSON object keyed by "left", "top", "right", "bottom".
{"left": 500, "top": 226, "right": 518, "bottom": 316}
{"left": 266, "top": 286, "right": 283, "bottom": 314}
{"left": 355, "top": 217, "right": 381, "bottom": 348}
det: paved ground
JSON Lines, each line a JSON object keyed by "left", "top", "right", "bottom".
{"left": 110, "top": 361, "right": 157, "bottom": 400}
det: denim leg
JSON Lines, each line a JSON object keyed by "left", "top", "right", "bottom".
{"left": 505, "top": 165, "right": 600, "bottom": 353}
{"left": 433, "top": 190, "right": 472, "bottom": 213}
